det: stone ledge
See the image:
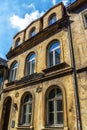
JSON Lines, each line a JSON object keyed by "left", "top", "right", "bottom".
{"left": 16, "top": 125, "right": 34, "bottom": 130}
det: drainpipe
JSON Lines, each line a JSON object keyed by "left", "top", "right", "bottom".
{"left": 67, "top": 15, "right": 82, "bottom": 130}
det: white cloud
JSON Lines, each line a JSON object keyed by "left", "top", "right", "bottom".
{"left": 62, "top": 0, "right": 70, "bottom": 6}
{"left": 52, "top": 0, "right": 56, "bottom": 5}
{"left": 10, "top": 10, "right": 44, "bottom": 31}
{"left": 22, "top": 3, "right": 35, "bottom": 10}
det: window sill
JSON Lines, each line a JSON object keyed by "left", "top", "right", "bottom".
{"left": 16, "top": 125, "right": 34, "bottom": 130}
{"left": 6, "top": 81, "right": 16, "bottom": 86}
{"left": 43, "top": 62, "right": 69, "bottom": 74}
{"left": 42, "top": 126, "right": 64, "bottom": 130}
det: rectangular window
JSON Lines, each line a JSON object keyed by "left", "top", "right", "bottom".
{"left": 0, "top": 76, "right": 3, "bottom": 88}
{"left": 84, "top": 14, "right": 87, "bottom": 27}
{"left": 82, "top": 10, "right": 87, "bottom": 28}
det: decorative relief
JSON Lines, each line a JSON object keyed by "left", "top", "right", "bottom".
{"left": 36, "top": 86, "right": 42, "bottom": 93}
{"left": 15, "top": 91, "right": 19, "bottom": 98}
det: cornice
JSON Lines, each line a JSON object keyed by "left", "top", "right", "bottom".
{"left": 68, "top": 0, "right": 87, "bottom": 12}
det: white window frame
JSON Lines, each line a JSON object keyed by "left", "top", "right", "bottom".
{"left": 48, "top": 42, "right": 60, "bottom": 67}
{"left": 26, "top": 54, "right": 35, "bottom": 76}
{"left": 9, "top": 62, "right": 18, "bottom": 82}
{"left": 47, "top": 88, "right": 63, "bottom": 126}
{"left": 21, "top": 93, "right": 32, "bottom": 125}
{"left": 49, "top": 14, "right": 56, "bottom": 25}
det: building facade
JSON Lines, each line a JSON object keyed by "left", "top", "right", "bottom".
{"left": 0, "top": 0, "right": 87, "bottom": 130}
{"left": 0, "top": 58, "right": 7, "bottom": 99}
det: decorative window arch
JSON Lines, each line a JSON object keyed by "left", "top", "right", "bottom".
{"left": 29, "top": 27, "right": 36, "bottom": 38}
{"left": 46, "top": 87, "right": 63, "bottom": 126}
{"left": 21, "top": 92, "right": 33, "bottom": 125}
{"left": 26, "top": 53, "right": 36, "bottom": 76}
{"left": 48, "top": 40, "right": 60, "bottom": 67}
{"left": 9, "top": 61, "right": 18, "bottom": 82}
{"left": 15, "top": 38, "right": 20, "bottom": 47}
{"left": 48, "top": 13, "right": 57, "bottom": 25}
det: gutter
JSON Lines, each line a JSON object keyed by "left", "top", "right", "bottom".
{"left": 67, "top": 15, "right": 82, "bottom": 130}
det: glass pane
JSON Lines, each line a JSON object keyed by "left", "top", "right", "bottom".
{"left": 49, "top": 113, "right": 54, "bottom": 124}
{"left": 49, "top": 52, "right": 53, "bottom": 67}
{"left": 13, "top": 68, "right": 17, "bottom": 81}
{"left": 12, "top": 62, "right": 18, "bottom": 68}
{"left": 48, "top": 89, "right": 55, "bottom": 99}
{"left": 29, "top": 104, "right": 32, "bottom": 113}
{"left": 0, "top": 76, "right": 3, "bottom": 85}
{"left": 55, "top": 48, "right": 60, "bottom": 64}
{"left": 57, "top": 112, "right": 63, "bottom": 124}
{"left": 24, "top": 94, "right": 32, "bottom": 103}
{"left": 15, "top": 38, "right": 20, "bottom": 47}
{"left": 16, "top": 41, "right": 20, "bottom": 47}
{"left": 49, "top": 15, "right": 56, "bottom": 25}
{"left": 85, "top": 14, "right": 87, "bottom": 26}
{"left": 23, "top": 114, "right": 26, "bottom": 124}
{"left": 12, "top": 70, "right": 15, "bottom": 81}
{"left": 24, "top": 95, "right": 29, "bottom": 102}
{"left": 26, "top": 62, "right": 30, "bottom": 75}
{"left": 26, "top": 114, "right": 29, "bottom": 124}
{"left": 30, "top": 28, "right": 36, "bottom": 37}
{"left": 29, "top": 114, "right": 31, "bottom": 123}
{"left": 49, "top": 42, "right": 59, "bottom": 52}
{"left": 57, "top": 100, "right": 63, "bottom": 111}
{"left": 49, "top": 101, "right": 54, "bottom": 112}
{"left": 27, "top": 104, "right": 32, "bottom": 113}
{"left": 29, "top": 54, "right": 35, "bottom": 61}
{"left": 9, "top": 70, "right": 13, "bottom": 81}
{"left": 56, "top": 89, "right": 62, "bottom": 98}
{"left": 24, "top": 105, "right": 27, "bottom": 113}
{"left": 32, "top": 60, "right": 35, "bottom": 74}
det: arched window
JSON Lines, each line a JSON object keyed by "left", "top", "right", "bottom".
{"left": 26, "top": 53, "right": 36, "bottom": 76}
{"left": 21, "top": 93, "right": 32, "bottom": 125}
{"left": 15, "top": 38, "right": 20, "bottom": 47}
{"left": 29, "top": 27, "right": 36, "bottom": 38}
{"left": 9, "top": 62, "right": 18, "bottom": 82}
{"left": 48, "top": 13, "right": 56, "bottom": 25}
{"left": 47, "top": 87, "right": 63, "bottom": 126}
{"left": 48, "top": 41, "right": 60, "bottom": 67}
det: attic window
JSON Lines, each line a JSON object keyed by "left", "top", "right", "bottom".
{"left": 15, "top": 38, "right": 20, "bottom": 47}
{"left": 48, "top": 13, "right": 57, "bottom": 26}
{"left": 29, "top": 27, "right": 36, "bottom": 38}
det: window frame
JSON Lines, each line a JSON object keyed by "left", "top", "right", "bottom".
{"left": 9, "top": 62, "right": 18, "bottom": 82}
{"left": 48, "top": 13, "right": 57, "bottom": 26}
{"left": 20, "top": 92, "right": 33, "bottom": 126}
{"left": 29, "top": 27, "right": 36, "bottom": 38}
{"left": 48, "top": 41, "right": 61, "bottom": 68}
{"left": 15, "top": 38, "right": 20, "bottom": 47}
{"left": 0, "top": 74, "right": 3, "bottom": 87}
{"left": 82, "top": 10, "right": 87, "bottom": 29}
{"left": 46, "top": 87, "right": 64, "bottom": 127}
{"left": 26, "top": 53, "right": 36, "bottom": 76}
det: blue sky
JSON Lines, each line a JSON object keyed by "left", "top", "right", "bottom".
{"left": 0, "top": 0, "right": 75, "bottom": 59}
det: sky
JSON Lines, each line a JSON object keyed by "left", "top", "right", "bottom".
{"left": 0, "top": 0, "right": 76, "bottom": 59}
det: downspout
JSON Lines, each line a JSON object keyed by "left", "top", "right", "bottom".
{"left": 67, "top": 15, "right": 82, "bottom": 130}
